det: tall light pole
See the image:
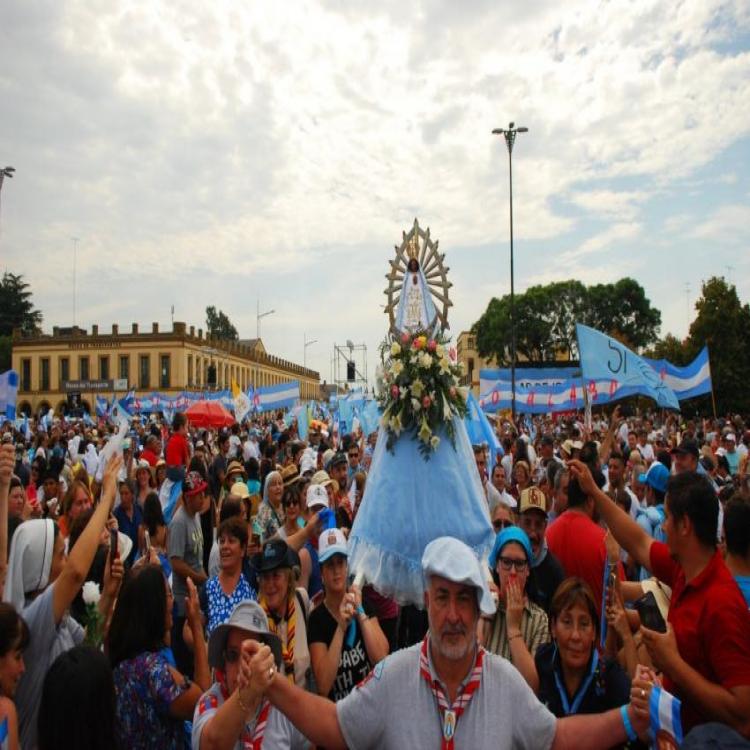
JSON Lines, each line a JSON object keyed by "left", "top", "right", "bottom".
{"left": 256, "top": 299, "right": 275, "bottom": 339}
{"left": 0, "top": 167, "right": 15, "bottom": 248}
{"left": 303, "top": 333, "right": 317, "bottom": 368}
{"left": 492, "top": 122, "right": 527, "bottom": 423}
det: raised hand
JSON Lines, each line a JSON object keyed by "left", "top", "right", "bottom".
{"left": 0, "top": 443, "right": 14, "bottom": 486}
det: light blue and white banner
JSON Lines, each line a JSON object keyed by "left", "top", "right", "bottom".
{"left": 0, "top": 370, "right": 19, "bottom": 420}
{"left": 479, "top": 366, "right": 578, "bottom": 396}
{"left": 465, "top": 392, "right": 503, "bottom": 467}
{"left": 644, "top": 346, "right": 712, "bottom": 401}
{"left": 252, "top": 381, "right": 300, "bottom": 413}
{"left": 576, "top": 324, "right": 680, "bottom": 409}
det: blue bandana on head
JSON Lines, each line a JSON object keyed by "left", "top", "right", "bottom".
{"left": 489, "top": 526, "right": 533, "bottom": 569}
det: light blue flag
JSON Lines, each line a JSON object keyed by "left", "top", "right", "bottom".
{"left": 464, "top": 392, "right": 503, "bottom": 467}
{"left": 644, "top": 345, "right": 712, "bottom": 401}
{"left": 576, "top": 324, "right": 680, "bottom": 409}
{"left": 0, "top": 370, "right": 19, "bottom": 420}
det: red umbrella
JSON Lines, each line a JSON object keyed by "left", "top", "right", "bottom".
{"left": 185, "top": 400, "right": 236, "bottom": 429}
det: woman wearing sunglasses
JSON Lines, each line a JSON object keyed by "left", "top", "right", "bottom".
{"left": 482, "top": 527, "right": 548, "bottom": 692}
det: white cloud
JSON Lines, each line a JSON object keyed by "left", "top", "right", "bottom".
{"left": 1, "top": 0, "right": 749, "bottom": 376}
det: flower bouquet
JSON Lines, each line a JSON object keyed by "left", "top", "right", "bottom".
{"left": 377, "top": 331, "right": 468, "bottom": 458}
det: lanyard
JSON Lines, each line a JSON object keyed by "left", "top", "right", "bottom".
{"left": 553, "top": 649, "right": 599, "bottom": 716}
{"left": 419, "top": 637, "right": 484, "bottom": 750}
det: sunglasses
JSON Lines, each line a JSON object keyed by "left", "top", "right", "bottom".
{"left": 493, "top": 519, "right": 514, "bottom": 531}
{"left": 497, "top": 556, "right": 528, "bottom": 572}
{"left": 348, "top": 453, "right": 359, "bottom": 459}
{"left": 283, "top": 498, "right": 300, "bottom": 507}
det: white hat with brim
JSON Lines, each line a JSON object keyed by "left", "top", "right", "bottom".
{"left": 208, "top": 601, "right": 282, "bottom": 670}
{"left": 422, "top": 536, "right": 496, "bottom": 616}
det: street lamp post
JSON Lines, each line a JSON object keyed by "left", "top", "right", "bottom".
{"left": 492, "top": 122, "right": 527, "bottom": 423}
{"left": 256, "top": 300, "right": 275, "bottom": 339}
{"left": 0, "top": 167, "right": 15, "bottom": 248}
{"left": 303, "top": 333, "right": 317, "bottom": 368}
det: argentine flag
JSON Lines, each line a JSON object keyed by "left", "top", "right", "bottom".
{"left": 0, "top": 370, "right": 19, "bottom": 420}
{"left": 649, "top": 685, "right": 683, "bottom": 746}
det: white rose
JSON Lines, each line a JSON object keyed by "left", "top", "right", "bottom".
{"left": 390, "top": 341, "right": 402, "bottom": 356}
{"left": 411, "top": 398, "right": 422, "bottom": 412}
{"left": 82, "top": 581, "right": 101, "bottom": 606}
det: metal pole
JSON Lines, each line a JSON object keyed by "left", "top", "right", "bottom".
{"left": 508, "top": 145, "right": 516, "bottom": 423}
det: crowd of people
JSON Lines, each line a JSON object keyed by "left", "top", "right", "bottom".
{"left": 0, "top": 402, "right": 748, "bottom": 748}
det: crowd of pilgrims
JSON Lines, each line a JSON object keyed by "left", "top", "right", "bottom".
{"left": 0, "top": 405, "right": 747, "bottom": 748}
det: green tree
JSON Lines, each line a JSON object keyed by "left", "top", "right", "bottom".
{"left": 0, "top": 272, "right": 43, "bottom": 336}
{"left": 205, "top": 306, "right": 238, "bottom": 341}
{"left": 472, "top": 277, "right": 660, "bottom": 365}
{"left": 645, "top": 333, "right": 691, "bottom": 365}
{"left": 686, "top": 277, "right": 750, "bottom": 413}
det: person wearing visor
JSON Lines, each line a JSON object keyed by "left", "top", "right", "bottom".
{"left": 307, "top": 528, "right": 389, "bottom": 701}
{"left": 192, "top": 601, "right": 308, "bottom": 749}
{"left": 259, "top": 537, "right": 650, "bottom": 749}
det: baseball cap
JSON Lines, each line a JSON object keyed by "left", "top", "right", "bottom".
{"left": 322, "top": 449, "right": 336, "bottom": 468}
{"left": 318, "top": 527, "right": 348, "bottom": 564}
{"left": 422, "top": 537, "right": 496, "bottom": 616}
{"left": 300, "top": 455, "right": 316, "bottom": 475}
{"left": 670, "top": 439, "right": 699, "bottom": 459}
{"left": 519, "top": 486, "right": 547, "bottom": 516}
{"left": 725, "top": 433, "right": 736, "bottom": 443}
{"left": 306, "top": 484, "right": 329, "bottom": 511}
{"left": 638, "top": 462, "right": 670, "bottom": 494}
{"left": 327, "top": 452, "right": 348, "bottom": 471}
{"left": 207, "top": 601, "right": 282, "bottom": 670}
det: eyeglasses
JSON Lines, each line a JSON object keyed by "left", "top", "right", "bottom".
{"left": 497, "top": 556, "right": 528, "bottom": 572}
{"left": 493, "top": 520, "right": 514, "bottom": 531}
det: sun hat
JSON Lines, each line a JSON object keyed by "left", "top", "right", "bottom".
{"left": 207, "top": 601, "right": 282, "bottom": 670}
{"left": 229, "top": 481, "right": 250, "bottom": 499}
{"left": 310, "top": 470, "right": 333, "bottom": 487}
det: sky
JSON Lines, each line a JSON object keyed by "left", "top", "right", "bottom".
{"left": 1, "top": 0, "right": 748, "bottom": 387}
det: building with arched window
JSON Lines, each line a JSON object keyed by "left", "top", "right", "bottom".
{"left": 12, "top": 321, "right": 320, "bottom": 416}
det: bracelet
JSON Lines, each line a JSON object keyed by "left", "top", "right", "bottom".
{"left": 620, "top": 705, "right": 637, "bottom": 742}
{"left": 237, "top": 689, "right": 253, "bottom": 713}
{"left": 355, "top": 605, "right": 366, "bottom": 617}
{"left": 507, "top": 632, "right": 523, "bottom": 643}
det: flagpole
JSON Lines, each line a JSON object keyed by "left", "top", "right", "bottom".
{"left": 706, "top": 341, "right": 717, "bottom": 419}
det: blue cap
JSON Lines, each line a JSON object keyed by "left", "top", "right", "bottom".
{"left": 489, "top": 526, "right": 533, "bottom": 570}
{"left": 638, "top": 462, "right": 669, "bottom": 494}
{"left": 422, "top": 537, "right": 496, "bottom": 616}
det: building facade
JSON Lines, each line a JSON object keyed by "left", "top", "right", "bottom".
{"left": 12, "top": 321, "right": 320, "bottom": 416}
{"left": 456, "top": 331, "right": 495, "bottom": 397}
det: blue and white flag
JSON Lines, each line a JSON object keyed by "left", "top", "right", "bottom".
{"left": 644, "top": 346, "right": 712, "bottom": 401}
{"left": 0, "top": 370, "right": 19, "bottom": 420}
{"left": 649, "top": 685, "right": 683, "bottom": 746}
{"left": 479, "top": 366, "right": 577, "bottom": 396}
{"left": 23, "top": 414, "right": 32, "bottom": 441}
{"left": 465, "top": 392, "right": 502, "bottom": 468}
{"left": 95, "top": 396, "right": 109, "bottom": 418}
{"left": 253, "top": 381, "right": 300, "bottom": 413}
{"left": 576, "top": 324, "right": 680, "bottom": 409}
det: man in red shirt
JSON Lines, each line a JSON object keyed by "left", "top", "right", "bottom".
{"left": 139, "top": 433, "right": 161, "bottom": 467}
{"left": 545, "top": 465, "right": 615, "bottom": 618}
{"left": 569, "top": 459, "right": 750, "bottom": 743}
{"left": 165, "top": 412, "right": 190, "bottom": 477}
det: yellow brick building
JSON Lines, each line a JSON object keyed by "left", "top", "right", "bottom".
{"left": 12, "top": 321, "right": 320, "bottom": 416}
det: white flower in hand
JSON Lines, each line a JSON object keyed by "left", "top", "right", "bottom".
{"left": 82, "top": 581, "right": 101, "bottom": 606}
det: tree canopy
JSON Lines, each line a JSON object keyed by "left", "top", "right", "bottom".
{"left": 472, "top": 277, "right": 661, "bottom": 366}
{"left": 0, "top": 272, "right": 43, "bottom": 337}
{"left": 205, "top": 305, "right": 238, "bottom": 341}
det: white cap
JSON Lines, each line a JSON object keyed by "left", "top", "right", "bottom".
{"left": 306, "top": 484, "right": 329, "bottom": 511}
{"left": 318, "top": 527, "right": 348, "bottom": 564}
{"left": 422, "top": 536, "right": 496, "bottom": 616}
{"left": 300, "top": 455, "right": 316, "bottom": 475}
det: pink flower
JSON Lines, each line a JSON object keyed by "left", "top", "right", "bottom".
{"left": 413, "top": 338, "right": 423, "bottom": 350}
{"left": 422, "top": 395, "right": 431, "bottom": 409}
{"left": 401, "top": 332, "right": 411, "bottom": 345}
{"left": 391, "top": 385, "right": 400, "bottom": 399}
{"left": 427, "top": 339, "right": 437, "bottom": 352}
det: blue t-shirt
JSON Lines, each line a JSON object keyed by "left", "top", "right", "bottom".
{"left": 735, "top": 575, "right": 750, "bottom": 608}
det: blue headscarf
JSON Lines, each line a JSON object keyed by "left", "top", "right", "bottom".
{"left": 489, "top": 526, "right": 533, "bottom": 570}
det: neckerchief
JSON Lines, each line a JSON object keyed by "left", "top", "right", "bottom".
{"left": 260, "top": 595, "right": 296, "bottom": 683}
{"left": 552, "top": 648, "right": 599, "bottom": 715}
{"left": 419, "top": 636, "right": 484, "bottom": 750}
{"left": 218, "top": 677, "right": 272, "bottom": 749}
